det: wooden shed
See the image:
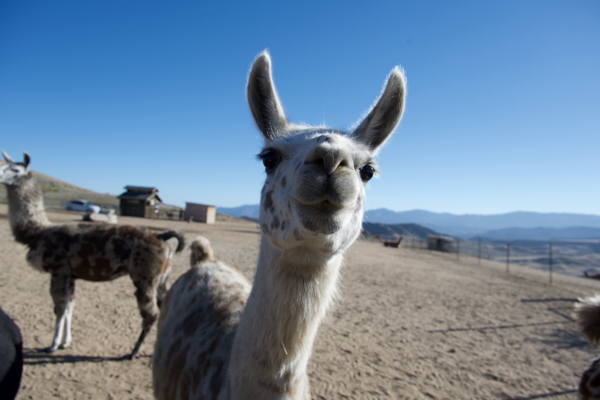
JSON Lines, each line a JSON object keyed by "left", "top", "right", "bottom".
{"left": 427, "top": 235, "right": 456, "bottom": 252}
{"left": 184, "top": 202, "right": 216, "bottom": 224}
{"left": 118, "top": 186, "right": 162, "bottom": 218}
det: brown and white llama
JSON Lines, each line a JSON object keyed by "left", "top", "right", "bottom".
{"left": 0, "top": 151, "right": 185, "bottom": 358}
{"left": 152, "top": 51, "right": 406, "bottom": 399}
{"left": 575, "top": 295, "right": 600, "bottom": 399}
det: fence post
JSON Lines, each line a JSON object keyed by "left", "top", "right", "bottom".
{"left": 478, "top": 237, "right": 481, "bottom": 265}
{"left": 506, "top": 241, "right": 510, "bottom": 274}
{"left": 549, "top": 242, "right": 553, "bottom": 285}
{"left": 457, "top": 239, "right": 460, "bottom": 260}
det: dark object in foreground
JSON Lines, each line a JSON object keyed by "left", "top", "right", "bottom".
{"left": 0, "top": 307, "right": 23, "bottom": 400}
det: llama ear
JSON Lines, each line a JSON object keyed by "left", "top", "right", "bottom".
{"left": 247, "top": 50, "right": 288, "bottom": 142}
{"left": 352, "top": 67, "right": 406, "bottom": 152}
{"left": 2, "top": 149, "right": 14, "bottom": 163}
{"left": 23, "top": 152, "right": 31, "bottom": 168}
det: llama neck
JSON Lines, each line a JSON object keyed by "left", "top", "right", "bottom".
{"left": 228, "top": 237, "right": 343, "bottom": 398}
{"left": 5, "top": 173, "right": 50, "bottom": 244}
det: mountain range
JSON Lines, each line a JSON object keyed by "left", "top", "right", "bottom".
{"left": 218, "top": 205, "right": 600, "bottom": 241}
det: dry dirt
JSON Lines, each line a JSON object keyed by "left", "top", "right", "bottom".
{"left": 1, "top": 204, "right": 599, "bottom": 399}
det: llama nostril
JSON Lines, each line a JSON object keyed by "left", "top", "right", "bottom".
{"left": 306, "top": 145, "right": 353, "bottom": 175}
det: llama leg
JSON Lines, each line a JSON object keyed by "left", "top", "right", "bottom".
{"left": 59, "top": 292, "right": 75, "bottom": 349}
{"left": 127, "top": 279, "right": 159, "bottom": 359}
{"left": 46, "top": 275, "right": 74, "bottom": 352}
{"left": 156, "top": 266, "right": 172, "bottom": 309}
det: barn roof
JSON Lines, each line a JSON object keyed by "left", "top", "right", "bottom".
{"left": 118, "top": 185, "right": 162, "bottom": 202}
{"left": 123, "top": 186, "right": 158, "bottom": 193}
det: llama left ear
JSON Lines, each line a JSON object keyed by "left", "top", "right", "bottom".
{"left": 247, "top": 50, "right": 289, "bottom": 142}
{"left": 352, "top": 67, "right": 406, "bottom": 152}
{"left": 23, "top": 152, "right": 31, "bottom": 168}
{"left": 1, "top": 149, "right": 14, "bottom": 163}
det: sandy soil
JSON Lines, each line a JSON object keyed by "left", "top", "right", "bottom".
{"left": 1, "top": 204, "right": 599, "bottom": 399}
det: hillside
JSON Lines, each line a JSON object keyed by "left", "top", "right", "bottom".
{"left": 0, "top": 162, "right": 119, "bottom": 209}
{"left": 364, "top": 208, "right": 600, "bottom": 238}
{"left": 219, "top": 204, "right": 260, "bottom": 219}
{"left": 362, "top": 222, "right": 439, "bottom": 240}
{"left": 477, "top": 226, "right": 600, "bottom": 241}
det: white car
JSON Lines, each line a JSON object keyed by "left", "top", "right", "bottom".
{"left": 65, "top": 200, "right": 101, "bottom": 213}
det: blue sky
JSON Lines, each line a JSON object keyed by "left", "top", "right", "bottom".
{"left": 0, "top": 0, "right": 598, "bottom": 215}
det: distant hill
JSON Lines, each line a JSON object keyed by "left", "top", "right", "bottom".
{"left": 0, "top": 162, "right": 119, "bottom": 209}
{"left": 216, "top": 205, "right": 600, "bottom": 241}
{"left": 219, "top": 204, "right": 261, "bottom": 219}
{"left": 477, "top": 226, "right": 600, "bottom": 241}
{"left": 364, "top": 209, "right": 600, "bottom": 238}
{"left": 362, "top": 222, "right": 438, "bottom": 240}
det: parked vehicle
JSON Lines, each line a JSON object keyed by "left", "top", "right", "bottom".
{"left": 65, "top": 200, "right": 101, "bottom": 213}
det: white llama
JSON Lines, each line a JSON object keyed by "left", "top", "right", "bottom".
{"left": 153, "top": 50, "right": 406, "bottom": 399}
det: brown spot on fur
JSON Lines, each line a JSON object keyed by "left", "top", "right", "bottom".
{"left": 112, "top": 238, "right": 130, "bottom": 260}
{"left": 263, "top": 191, "right": 273, "bottom": 210}
{"left": 262, "top": 223, "right": 270, "bottom": 233}
{"left": 271, "top": 216, "right": 280, "bottom": 230}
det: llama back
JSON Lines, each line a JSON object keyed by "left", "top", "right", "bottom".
{"left": 154, "top": 237, "right": 251, "bottom": 400}
{"left": 24, "top": 224, "right": 177, "bottom": 279}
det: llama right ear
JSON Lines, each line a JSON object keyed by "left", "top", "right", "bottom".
{"left": 352, "top": 67, "right": 406, "bottom": 152}
{"left": 247, "top": 51, "right": 288, "bottom": 142}
{"left": 2, "top": 149, "right": 14, "bottom": 163}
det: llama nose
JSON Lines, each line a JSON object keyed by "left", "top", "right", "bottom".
{"left": 305, "top": 143, "right": 353, "bottom": 175}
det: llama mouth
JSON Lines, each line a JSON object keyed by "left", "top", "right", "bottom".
{"left": 292, "top": 199, "right": 348, "bottom": 234}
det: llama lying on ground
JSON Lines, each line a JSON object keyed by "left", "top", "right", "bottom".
{"left": 0, "top": 306, "right": 22, "bottom": 400}
{"left": 0, "top": 151, "right": 185, "bottom": 359}
{"left": 153, "top": 51, "right": 406, "bottom": 399}
{"left": 574, "top": 295, "right": 600, "bottom": 400}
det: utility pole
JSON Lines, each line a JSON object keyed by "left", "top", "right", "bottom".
{"left": 506, "top": 241, "right": 510, "bottom": 274}
{"left": 549, "top": 242, "right": 553, "bottom": 285}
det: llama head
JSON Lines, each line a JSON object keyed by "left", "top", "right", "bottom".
{"left": 247, "top": 51, "right": 406, "bottom": 255}
{"left": 0, "top": 150, "right": 31, "bottom": 186}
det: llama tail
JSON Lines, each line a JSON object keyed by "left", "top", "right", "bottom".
{"left": 156, "top": 229, "right": 186, "bottom": 253}
{"left": 190, "top": 236, "right": 215, "bottom": 266}
{"left": 575, "top": 294, "right": 600, "bottom": 346}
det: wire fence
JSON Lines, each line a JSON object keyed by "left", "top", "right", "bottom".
{"left": 395, "top": 235, "right": 600, "bottom": 282}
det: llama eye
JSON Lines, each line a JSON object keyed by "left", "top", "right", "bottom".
{"left": 261, "top": 151, "right": 281, "bottom": 171}
{"left": 359, "top": 164, "right": 374, "bottom": 182}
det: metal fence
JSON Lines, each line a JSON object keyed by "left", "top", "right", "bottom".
{"left": 398, "top": 235, "right": 600, "bottom": 281}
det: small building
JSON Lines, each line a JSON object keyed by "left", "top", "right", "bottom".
{"left": 427, "top": 235, "right": 456, "bottom": 252}
{"left": 118, "top": 186, "right": 162, "bottom": 218}
{"left": 184, "top": 202, "right": 216, "bottom": 224}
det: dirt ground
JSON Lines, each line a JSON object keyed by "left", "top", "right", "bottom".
{"left": 1, "top": 204, "right": 599, "bottom": 399}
